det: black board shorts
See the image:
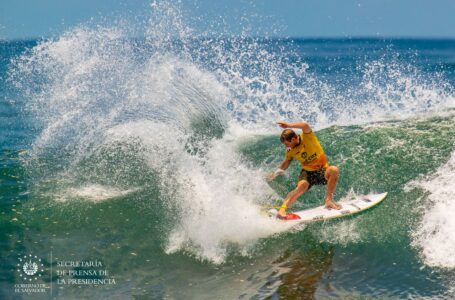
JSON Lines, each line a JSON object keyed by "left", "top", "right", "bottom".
{"left": 298, "top": 168, "right": 327, "bottom": 189}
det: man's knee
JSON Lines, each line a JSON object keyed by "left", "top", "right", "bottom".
{"left": 296, "top": 180, "right": 309, "bottom": 193}
{"left": 326, "top": 166, "right": 339, "bottom": 179}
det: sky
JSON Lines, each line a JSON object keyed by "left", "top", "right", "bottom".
{"left": 1, "top": 0, "right": 455, "bottom": 40}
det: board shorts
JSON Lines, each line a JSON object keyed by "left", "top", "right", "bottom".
{"left": 298, "top": 168, "right": 327, "bottom": 189}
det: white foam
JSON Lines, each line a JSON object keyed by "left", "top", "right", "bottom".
{"left": 58, "top": 184, "right": 139, "bottom": 203}
{"left": 411, "top": 150, "right": 455, "bottom": 268}
{"left": 162, "top": 127, "right": 296, "bottom": 263}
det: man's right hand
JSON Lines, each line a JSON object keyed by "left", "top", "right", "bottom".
{"left": 265, "top": 173, "right": 277, "bottom": 182}
{"left": 266, "top": 167, "right": 285, "bottom": 182}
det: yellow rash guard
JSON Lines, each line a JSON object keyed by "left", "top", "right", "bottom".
{"left": 284, "top": 131, "right": 329, "bottom": 171}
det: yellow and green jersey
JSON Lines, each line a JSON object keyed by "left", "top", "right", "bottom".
{"left": 284, "top": 131, "right": 329, "bottom": 171}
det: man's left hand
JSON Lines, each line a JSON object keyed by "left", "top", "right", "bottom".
{"left": 277, "top": 121, "right": 289, "bottom": 128}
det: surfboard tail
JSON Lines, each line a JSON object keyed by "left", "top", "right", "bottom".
{"left": 276, "top": 213, "right": 301, "bottom": 221}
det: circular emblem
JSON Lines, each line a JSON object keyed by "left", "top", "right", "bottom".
{"left": 17, "top": 254, "right": 44, "bottom": 281}
{"left": 23, "top": 261, "right": 38, "bottom": 275}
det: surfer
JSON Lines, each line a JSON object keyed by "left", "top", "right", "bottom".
{"left": 266, "top": 121, "right": 342, "bottom": 219}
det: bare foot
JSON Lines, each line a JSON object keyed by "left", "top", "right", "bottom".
{"left": 325, "top": 200, "right": 342, "bottom": 210}
{"left": 277, "top": 208, "right": 287, "bottom": 218}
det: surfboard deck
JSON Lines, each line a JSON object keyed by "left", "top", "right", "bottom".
{"left": 268, "top": 192, "right": 388, "bottom": 223}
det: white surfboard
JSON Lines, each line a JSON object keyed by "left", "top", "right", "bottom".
{"left": 268, "top": 192, "right": 388, "bottom": 223}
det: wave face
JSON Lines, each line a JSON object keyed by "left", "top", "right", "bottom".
{"left": 3, "top": 1, "right": 455, "bottom": 299}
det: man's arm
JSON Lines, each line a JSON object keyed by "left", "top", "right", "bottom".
{"left": 278, "top": 159, "right": 292, "bottom": 171}
{"left": 277, "top": 121, "right": 312, "bottom": 134}
{"left": 266, "top": 159, "right": 292, "bottom": 182}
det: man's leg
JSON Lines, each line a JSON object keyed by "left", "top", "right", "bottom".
{"left": 324, "top": 166, "right": 341, "bottom": 209}
{"left": 278, "top": 180, "right": 309, "bottom": 217}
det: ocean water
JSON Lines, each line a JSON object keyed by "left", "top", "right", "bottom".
{"left": 2, "top": 3, "right": 455, "bottom": 300}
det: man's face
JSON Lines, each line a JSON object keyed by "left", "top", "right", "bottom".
{"left": 283, "top": 136, "right": 299, "bottom": 149}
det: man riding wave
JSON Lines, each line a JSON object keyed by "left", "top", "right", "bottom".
{"left": 267, "top": 121, "right": 342, "bottom": 219}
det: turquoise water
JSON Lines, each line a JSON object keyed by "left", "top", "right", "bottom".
{"left": 2, "top": 4, "right": 455, "bottom": 299}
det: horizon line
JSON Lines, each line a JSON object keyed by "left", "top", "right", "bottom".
{"left": 2, "top": 35, "right": 455, "bottom": 43}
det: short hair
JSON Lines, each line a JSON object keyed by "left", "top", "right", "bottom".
{"left": 280, "top": 129, "right": 297, "bottom": 143}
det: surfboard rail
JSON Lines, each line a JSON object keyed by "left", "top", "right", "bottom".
{"left": 268, "top": 192, "right": 388, "bottom": 223}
